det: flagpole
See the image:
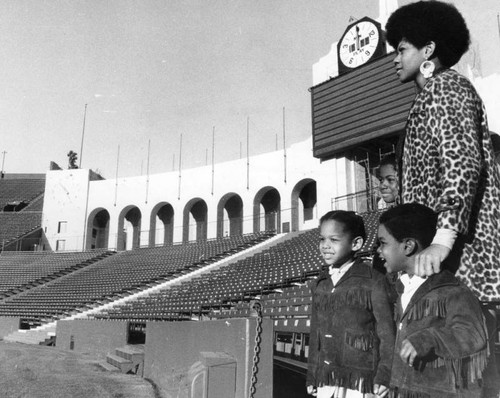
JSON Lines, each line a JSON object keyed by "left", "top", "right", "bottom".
{"left": 211, "top": 126, "right": 215, "bottom": 196}
{"left": 1, "top": 151, "right": 6, "bottom": 178}
{"left": 114, "top": 145, "right": 120, "bottom": 207}
{"left": 178, "top": 134, "right": 182, "bottom": 200}
{"left": 283, "top": 106, "right": 287, "bottom": 184}
{"left": 79, "top": 104, "right": 87, "bottom": 168}
{"left": 145, "top": 139, "right": 151, "bottom": 204}
{"left": 246, "top": 117, "right": 250, "bottom": 190}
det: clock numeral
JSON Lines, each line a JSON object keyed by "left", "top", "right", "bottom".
{"left": 369, "top": 29, "right": 376, "bottom": 37}
{"left": 365, "top": 50, "right": 371, "bottom": 56}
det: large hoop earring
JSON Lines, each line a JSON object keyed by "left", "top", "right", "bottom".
{"left": 420, "top": 60, "right": 435, "bottom": 79}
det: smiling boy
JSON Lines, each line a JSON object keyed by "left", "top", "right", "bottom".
{"left": 377, "top": 203, "right": 488, "bottom": 398}
{"left": 307, "top": 210, "right": 395, "bottom": 398}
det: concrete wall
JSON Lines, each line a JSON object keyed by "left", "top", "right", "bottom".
{"left": 43, "top": 168, "right": 91, "bottom": 251}
{"left": 55, "top": 319, "right": 128, "bottom": 359}
{"left": 0, "top": 317, "right": 20, "bottom": 338}
{"left": 42, "top": 139, "right": 352, "bottom": 251}
{"left": 144, "top": 318, "right": 273, "bottom": 398}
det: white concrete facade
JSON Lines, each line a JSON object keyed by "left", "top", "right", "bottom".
{"left": 42, "top": 139, "right": 361, "bottom": 252}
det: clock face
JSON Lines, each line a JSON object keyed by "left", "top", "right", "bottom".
{"left": 339, "top": 21, "right": 380, "bottom": 68}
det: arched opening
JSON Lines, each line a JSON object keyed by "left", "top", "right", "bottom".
{"left": 117, "top": 206, "right": 142, "bottom": 250}
{"left": 253, "top": 187, "right": 281, "bottom": 233}
{"left": 86, "top": 208, "right": 110, "bottom": 250}
{"left": 217, "top": 193, "right": 243, "bottom": 238}
{"left": 183, "top": 198, "right": 208, "bottom": 243}
{"left": 291, "top": 179, "right": 317, "bottom": 232}
{"left": 149, "top": 202, "right": 174, "bottom": 247}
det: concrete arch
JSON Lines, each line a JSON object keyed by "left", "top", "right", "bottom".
{"left": 117, "top": 205, "right": 142, "bottom": 250}
{"left": 291, "top": 179, "right": 317, "bottom": 232}
{"left": 216, "top": 193, "right": 243, "bottom": 238}
{"left": 85, "top": 207, "right": 110, "bottom": 250}
{"left": 149, "top": 202, "right": 174, "bottom": 247}
{"left": 183, "top": 198, "right": 208, "bottom": 242}
{"left": 253, "top": 187, "right": 281, "bottom": 233}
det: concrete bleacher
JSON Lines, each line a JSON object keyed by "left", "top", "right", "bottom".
{"left": 0, "top": 212, "right": 42, "bottom": 249}
{"left": 0, "top": 232, "right": 274, "bottom": 327}
{"left": 93, "top": 210, "right": 381, "bottom": 322}
{"left": 95, "top": 228, "right": 322, "bottom": 321}
{"left": 0, "top": 250, "right": 115, "bottom": 298}
{"left": 0, "top": 209, "right": 382, "bottom": 349}
{"left": 0, "top": 175, "right": 45, "bottom": 250}
{"left": 0, "top": 176, "right": 45, "bottom": 210}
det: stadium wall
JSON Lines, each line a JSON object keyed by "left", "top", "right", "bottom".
{"left": 144, "top": 318, "right": 274, "bottom": 398}
{"left": 42, "top": 139, "right": 362, "bottom": 251}
{"left": 56, "top": 319, "right": 128, "bottom": 359}
{"left": 0, "top": 317, "right": 20, "bottom": 338}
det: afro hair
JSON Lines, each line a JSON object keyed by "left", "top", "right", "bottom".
{"left": 385, "top": 1, "right": 470, "bottom": 67}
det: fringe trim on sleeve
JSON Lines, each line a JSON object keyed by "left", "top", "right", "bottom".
{"left": 414, "top": 348, "right": 489, "bottom": 388}
{"left": 389, "top": 387, "right": 430, "bottom": 398}
{"left": 318, "top": 367, "right": 375, "bottom": 394}
{"left": 449, "top": 348, "right": 489, "bottom": 388}
{"left": 314, "top": 288, "right": 372, "bottom": 312}
{"left": 345, "top": 330, "right": 374, "bottom": 352}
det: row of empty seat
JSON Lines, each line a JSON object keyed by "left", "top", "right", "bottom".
{"left": 94, "top": 211, "right": 382, "bottom": 322}
{"left": 0, "top": 232, "right": 274, "bottom": 325}
{"left": 0, "top": 250, "right": 114, "bottom": 297}
{"left": 0, "top": 177, "right": 45, "bottom": 210}
{"left": 0, "top": 212, "right": 42, "bottom": 249}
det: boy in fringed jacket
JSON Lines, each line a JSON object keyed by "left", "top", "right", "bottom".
{"left": 307, "top": 211, "right": 395, "bottom": 398}
{"left": 377, "top": 203, "right": 488, "bottom": 398}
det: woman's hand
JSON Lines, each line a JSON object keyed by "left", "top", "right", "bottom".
{"left": 306, "top": 385, "right": 317, "bottom": 396}
{"left": 413, "top": 244, "right": 450, "bottom": 277}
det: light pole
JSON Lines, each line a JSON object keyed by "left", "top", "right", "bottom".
{"left": 1, "top": 151, "right": 6, "bottom": 177}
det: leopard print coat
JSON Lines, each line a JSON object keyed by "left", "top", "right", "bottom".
{"left": 402, "top": 68, "right": 500, "bottom": 302}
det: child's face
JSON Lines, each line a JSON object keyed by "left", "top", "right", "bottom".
{"left": 377, "top": 224, "right": 407, "bottom": 274}
{"left": 319, "top": 219, "right": 356, "bottom": 268}
{"left": 378, "top": 164, "right": 398, "bottom": 204}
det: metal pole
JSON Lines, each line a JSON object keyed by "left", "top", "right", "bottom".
{"left": 178, "top": 134, "right": 182, "bottom": 200}
{"left": 82, "top": 172, "right": 91, "bottom": 251}
{"left": 1, "top": 151, "right": 6, "bottom": 177}
{"left": 114, "top": 145, "right": 120, "bottom": 207}
{"left": 145, "top": 139, "right": 151, "bottom": 204}
{"left": 283, "top": 107, "right": 287, "bottom": 184}
{"left": 79, "top": 104, "right": 88, "bottom": 168}
{"left": 247, "top": 117, "right": 250, "bottom": 190}
{"left": 211, "top": 126, "right": 215, "bottom": 196}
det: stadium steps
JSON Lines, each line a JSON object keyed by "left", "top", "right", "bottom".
{"left": 101, "top": 345, "right": 144, "bottom": 375}
{"left": 3, "top": 325, "right": 56, "bottom": 345}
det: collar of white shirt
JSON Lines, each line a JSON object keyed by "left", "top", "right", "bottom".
{"left": 400, "top": 273, "right": 427, "bottom": 312}
{"left": 329, "top": 260, "right": 355, "bottom": 288}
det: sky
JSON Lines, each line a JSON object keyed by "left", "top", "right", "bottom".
{"left": 1, "top": 0, "right": 499, "bottom": 178}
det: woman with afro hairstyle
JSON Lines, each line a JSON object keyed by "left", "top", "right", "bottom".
{"left": 385, "top": 1, "right": 500, "bottom": 302}
{"left": 386, "top": 5, "right": 500, "bottom": 395}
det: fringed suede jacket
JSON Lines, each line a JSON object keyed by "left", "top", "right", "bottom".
{"left": 390, "top": 270, "right": 488, "bottom": 398}
{"left": 306, "top": 258, "right": 395, "bottom": 393}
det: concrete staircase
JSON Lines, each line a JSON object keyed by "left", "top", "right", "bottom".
{"left": 100, "top": 345, "right": 145, "bottom": 376}
{"left": 3, "top": 325, "right": 56, "bottom": 345}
